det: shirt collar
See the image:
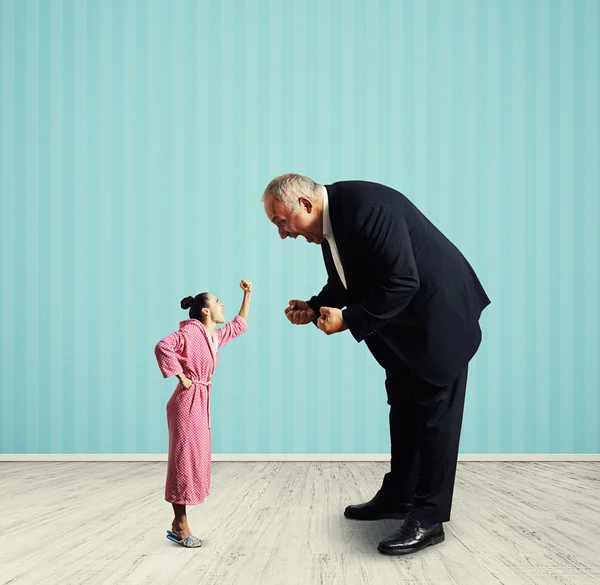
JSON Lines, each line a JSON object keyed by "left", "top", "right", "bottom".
{"left": 321, "top": 184, "right": 332, "bottom": 238}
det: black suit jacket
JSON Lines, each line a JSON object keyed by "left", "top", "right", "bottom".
{"left": 307, "top": 181, "right": 491, "bottom": 387}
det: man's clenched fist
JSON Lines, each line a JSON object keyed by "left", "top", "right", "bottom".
{"left": 317, "top": 307, "right": 348, "bottom": 335}
{"left": 285, "top": 300, "right": 317, "bottom": 325}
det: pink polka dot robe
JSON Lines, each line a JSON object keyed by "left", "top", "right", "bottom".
{"left": 155, "top": 314, "right": 248, "bottom": 505}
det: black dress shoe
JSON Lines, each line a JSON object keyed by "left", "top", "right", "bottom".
{"left": 377, "top": 516, "right": 445, "bottom": 555}
{"left": 344, "top": 490, "right": 412, "bottom": 520}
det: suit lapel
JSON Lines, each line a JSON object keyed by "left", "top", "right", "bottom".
{"left": 324, "top": 183, "right": 349, "bottom": 284}
{"left": 321, "top": 238, "right": 337, "bottom": 278}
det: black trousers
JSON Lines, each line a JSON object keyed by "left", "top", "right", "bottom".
{"left": 366, "top": 335, "right": 468, "bottom": 523}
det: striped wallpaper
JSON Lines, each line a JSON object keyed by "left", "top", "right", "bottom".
{"left": 0, "top": 0, "right": 598, "bottom": 455}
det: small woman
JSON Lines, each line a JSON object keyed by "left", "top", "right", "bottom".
{"left": 155, "top": 279, "right": 252, "bottom": 547}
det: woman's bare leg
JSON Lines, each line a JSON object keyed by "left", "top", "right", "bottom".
{"left": 171, "top": 504, "right": 191, "bottom": 539}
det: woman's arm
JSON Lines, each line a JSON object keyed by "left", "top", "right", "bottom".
{"left": 238, "top": 279, "right": 252, "bottom": 320}
{"left": 155, "top": 331, "right": 185, "bottom": 378}
{"left": 216, "top": 280, "right": 252, "bottom": 348}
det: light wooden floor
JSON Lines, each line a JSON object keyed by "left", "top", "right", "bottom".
{"left": 0, "top": 462, "right": 599, "bottom": 584}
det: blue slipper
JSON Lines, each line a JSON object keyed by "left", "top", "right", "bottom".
{"left": 166, "top": 531, "right": 202, "bottom": 548}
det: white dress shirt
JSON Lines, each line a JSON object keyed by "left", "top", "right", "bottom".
{"left": 321, "top": 185, "right": 347, "bottom": 289}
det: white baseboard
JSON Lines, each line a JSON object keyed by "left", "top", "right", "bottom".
{"left": 1, "top": 454, "right": 599, "bottom": 462}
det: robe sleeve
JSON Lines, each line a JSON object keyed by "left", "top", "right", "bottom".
{"left": 154, "top": 330, "right": 185, "bottom": 378}
{"left": 216, "top": 315, "right": 248, "bottom": 348}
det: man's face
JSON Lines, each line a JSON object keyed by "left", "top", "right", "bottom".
{"left": 264, "top": 195, "right": 324, "bottom": 244}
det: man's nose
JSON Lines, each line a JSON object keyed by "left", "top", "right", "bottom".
{"left": 278, "top": 227, "right": 288, "bottom": 239}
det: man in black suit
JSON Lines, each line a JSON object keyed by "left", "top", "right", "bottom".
{"left": 262, "top": 173, "right": 490, "bottom": 555}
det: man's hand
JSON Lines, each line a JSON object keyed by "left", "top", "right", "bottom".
{"left": 317, "top": 307, "right": 348, "bottom": 335}
{"left": 285, "top": 300, "right": 317, "bottom": 325}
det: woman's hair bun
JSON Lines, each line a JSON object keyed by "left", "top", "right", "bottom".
{"left": 180, "top": 296, "right": 194, "bottom": 310}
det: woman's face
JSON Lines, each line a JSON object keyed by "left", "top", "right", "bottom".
{"left": 205, "top": 294, "right": 226, "bottom": 324}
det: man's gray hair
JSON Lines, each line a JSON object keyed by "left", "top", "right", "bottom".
{"left": 261, "top": 173, "right": 321, "bottom": 211}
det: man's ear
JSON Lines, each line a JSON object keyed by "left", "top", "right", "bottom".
{"left": 299, "top": 196, "right": 313, "bottom": 213}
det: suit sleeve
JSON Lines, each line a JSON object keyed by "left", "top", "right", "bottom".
{"left": 342, "top": 205, "right": 420, "bottom": 342}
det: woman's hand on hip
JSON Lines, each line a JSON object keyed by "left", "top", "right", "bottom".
{"left": 176, "top": 372, "right": 193, "bottom": 389}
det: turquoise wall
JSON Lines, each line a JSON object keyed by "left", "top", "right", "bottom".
{"left": 1, "top": 0, "right": 598, "bottom": 454}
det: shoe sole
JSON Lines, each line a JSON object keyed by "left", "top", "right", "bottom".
{"left": 344, "top": 511, "right": 409, "bottom": 521}
{"left": 377, "top": 533, "right": 445, "bottom": 556}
